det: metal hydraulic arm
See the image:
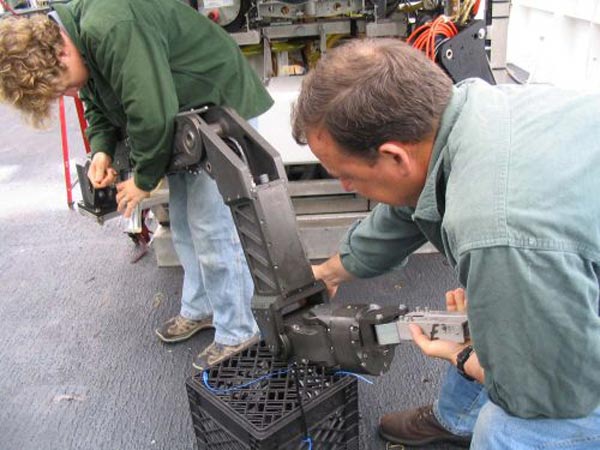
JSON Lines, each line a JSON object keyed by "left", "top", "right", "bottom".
{"left": 172, "top": 106, "right": 468, "bottom": 375}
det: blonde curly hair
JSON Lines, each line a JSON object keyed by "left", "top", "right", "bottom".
{"left": 0, "top": 15, "right": 66, "bottom": 127}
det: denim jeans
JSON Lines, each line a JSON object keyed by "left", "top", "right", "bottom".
{"left": 167, "top": 169, "right": 258, "bottom": 346}
{"left": 434, "top": 365, "right": 600, "bottom": 449}
{"left": 472, "top": 400, "right": 600, "bottom": 449}
{"left": 434, "top": 365, "right": 488, "bottom": 436}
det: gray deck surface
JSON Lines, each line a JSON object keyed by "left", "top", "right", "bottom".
{"left": 0, "top": 102, "right": 466, "bottom": 450}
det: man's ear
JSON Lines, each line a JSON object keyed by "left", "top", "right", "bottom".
{"left": 378, "top": 142, "right": 413, "bottom": 177}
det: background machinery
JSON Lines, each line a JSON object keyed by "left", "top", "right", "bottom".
{"left": 144, "top": 0, "right": 509, "bottom": 263}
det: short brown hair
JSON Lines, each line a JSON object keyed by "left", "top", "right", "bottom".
{"left": 0, "top": 15, "right": 66, "bottom": 127}
{"left": 292, "top": 38, "right": 453, "bottom": 160}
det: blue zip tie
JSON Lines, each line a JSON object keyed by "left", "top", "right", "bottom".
{"left": 334, "top": 370, "right": 374, "bottom": 384}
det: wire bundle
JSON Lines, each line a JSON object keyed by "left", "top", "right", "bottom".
{"left": 457, "top": 0, "right": 481, "bottom": 25}
{"left": 407, "top": 0, "right": 481, "bottom": 61}
{"left": 406, "top": 15, "right": 458, "bottom": 61}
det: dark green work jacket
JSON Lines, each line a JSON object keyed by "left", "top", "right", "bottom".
{"left": 54, "top": 0, "right": 273, "bottom": 190}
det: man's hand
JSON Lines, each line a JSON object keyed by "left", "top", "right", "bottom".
{"left": 410, "top": 288, "right": 468, "bottom": 364}
{"left": 410, "top": 288, "right": 484, "bottom": 382}
{"left": 312, "top": 254, "right": 354, "bottom": 298}
{"left": 445, "top": 287, "right": 467, "bottom": 313}
{"left": 88, "top": 152, "right": 117, "bottom": 188}
{"left": 116, "top": 178, "right": 150, "bottom": 218}
{"left": 312, "top": 263, "right": 339, "bottom": 298}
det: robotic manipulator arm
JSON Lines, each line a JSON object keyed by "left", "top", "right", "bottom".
{"left": 172, "top": 106, "right": 469, "bottom": 376}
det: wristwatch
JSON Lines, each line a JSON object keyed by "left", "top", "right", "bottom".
{"left": 456, "top": 345, "right": 475, "bottom": 381}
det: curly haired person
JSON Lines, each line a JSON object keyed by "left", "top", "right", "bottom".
{"left": 0, "top": 0, "right": 273, "bottom": 370}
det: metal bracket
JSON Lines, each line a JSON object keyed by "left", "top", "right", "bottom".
{"left": 438, "top": 19, "right": 496, "bottom": 84}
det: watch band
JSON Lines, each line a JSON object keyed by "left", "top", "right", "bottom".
{"left": 456, "top": 344, "right": 475, "bottom": 381}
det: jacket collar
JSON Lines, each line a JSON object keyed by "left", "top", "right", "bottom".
{"left": 413, "top": 84, "right": 468, "bottom": 223}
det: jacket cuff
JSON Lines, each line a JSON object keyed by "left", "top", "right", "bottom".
{"left": 89, "top": 134, "right": 117, "bottom": 160}
{"left": 134, "top": 171, "right": 161, "bottom": 192}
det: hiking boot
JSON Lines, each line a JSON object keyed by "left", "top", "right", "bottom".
{"left": 379, "top": 405, "right": 471, "bottom": 447}
{"left": 155, "top": 314, "right": 214, "bottom": 343}
{"left": 192, "top": 334, "right": 260, "bottom": 371}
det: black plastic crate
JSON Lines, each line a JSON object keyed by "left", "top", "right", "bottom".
{"left": 186, "top": 340, "right": 359, "bottom": 450}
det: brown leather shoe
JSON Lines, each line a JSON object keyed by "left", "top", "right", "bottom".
{"left": 379, "top": 405, "right": 471, "bottom": 447}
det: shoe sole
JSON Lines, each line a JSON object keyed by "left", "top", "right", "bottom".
{"left": 192, "top": 335, "right": 260, "bottom": 371}
{"left": 155, "top": 323, "right": 214, "bottom": 343}
{"left": 379, "top": 428, "right": 471, "bottom": 447}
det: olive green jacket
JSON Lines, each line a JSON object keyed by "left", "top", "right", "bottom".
{"left": 55, "top": 0, "right": 273, "bottom": 190}
{"left": 340, "top": 79, "right": 600, "bottom": 419}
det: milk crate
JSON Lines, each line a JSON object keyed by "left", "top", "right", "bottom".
{"left": 186, "top": 340, "right": 359, "bottom": 450}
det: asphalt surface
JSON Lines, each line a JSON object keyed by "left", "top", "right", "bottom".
{"left": 0, "top": 102, "right": 467, "bottom": 450}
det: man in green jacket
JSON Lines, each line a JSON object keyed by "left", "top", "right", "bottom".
{"left": 0, "top": 0, "right": 273, "bottom": 369}
{"left": 292, "top": 38, "right": 600, "bottom": 448}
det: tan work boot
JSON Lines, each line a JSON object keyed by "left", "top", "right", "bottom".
{"left": 155, "top": 314, "right": 213, "bottom": 343}
{"left": 192, "top": 334, "right": 260, "bottom": 371}
{"left": 379, "top": 405, "right": 471, "bottom": 447}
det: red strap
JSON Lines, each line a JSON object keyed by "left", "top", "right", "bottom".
{"left": 0, "top": 0, "right": 18, "bottom": 15}
{"left": 59, "top": 96, "right": 74, "bottom": 207}
{"left": 74, "top": 95, "right": 92, "bottom": 154}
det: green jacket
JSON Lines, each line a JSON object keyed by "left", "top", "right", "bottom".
{"left": 54, "top": 0, "right": 273, "bottom": 190}
{"left": 340, "top": 79, "right": 600, "bottom": 419}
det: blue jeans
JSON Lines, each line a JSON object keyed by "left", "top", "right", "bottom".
{"left": 434, "top": 365, "right": 600, "bottom": 449}
{"left": 167, "top": 169, "right": 258, "bottom": 346}
{"left": 433, "top": 365, "right": 488, "bottom": 436}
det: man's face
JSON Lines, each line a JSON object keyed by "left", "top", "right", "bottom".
{"left": 306, "top": 127, "right": 425, "bottom": 207}
{"left": 58, "top": 31, "right": 89, "bottom": 97}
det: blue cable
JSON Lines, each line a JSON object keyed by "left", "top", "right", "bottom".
{"left": 202, "top": 368, "right": 289, "bottom": 394}
{"left": 333, "top": 370, "right": 374, "bottom": 385}
{"left": 302, "top": 436, "right": 313, "bottom": 449}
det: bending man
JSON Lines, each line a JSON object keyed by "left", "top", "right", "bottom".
{"left": 292, "top": 38, "right": 600, "bottom": 448}
{"left": 0, "top": 0, "right": 273, "bottom": 369}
